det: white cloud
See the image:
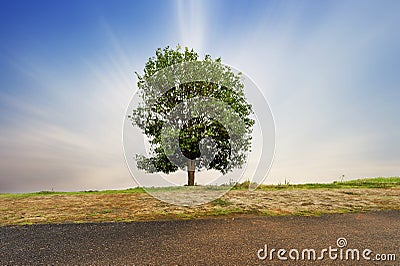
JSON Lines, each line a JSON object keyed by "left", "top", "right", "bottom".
{"left": 1, "top": 1, "right": 399, "bottom": 192}
{"left": 205, "top": 1, "right": 400, "bottom": 183}
{"left": 176, "top": 0, "right": 207, "bottom": 55}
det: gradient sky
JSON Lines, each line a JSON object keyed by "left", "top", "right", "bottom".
{"left": 0, "top": 0, "right": 399, "bottom": 192}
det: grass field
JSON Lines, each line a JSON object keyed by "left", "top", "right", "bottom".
{"left": 0, "top": 177, "right": 399, "bottom": 226}
{"left": 235, "top": 176, "right": 400, "bottom": 190}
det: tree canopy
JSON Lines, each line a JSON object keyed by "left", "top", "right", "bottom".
{"left": 129, "top": 46, "right": 254, "bottom": 185}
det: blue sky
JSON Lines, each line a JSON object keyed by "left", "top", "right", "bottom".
{"left": 0, "top": 0, "right": 399, "bottom": 192}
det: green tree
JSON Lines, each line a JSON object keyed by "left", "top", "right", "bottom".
{"left": 130, "top": 46, "right": 254, "bottom": 186}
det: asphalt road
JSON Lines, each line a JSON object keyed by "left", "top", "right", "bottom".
{"left": 1, "top": 211, "right": 399, "bottom": 265}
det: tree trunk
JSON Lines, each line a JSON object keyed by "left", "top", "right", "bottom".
{"left": 187, "top": 159, "right": 195, "bottom": 186}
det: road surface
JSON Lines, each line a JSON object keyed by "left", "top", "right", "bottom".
{"left": 1, "top": 211, "right": 399, "bottom": 265}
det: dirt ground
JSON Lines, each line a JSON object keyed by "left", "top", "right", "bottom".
{"left": 1, "top": 188, "right": 399, "bottom": 226}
